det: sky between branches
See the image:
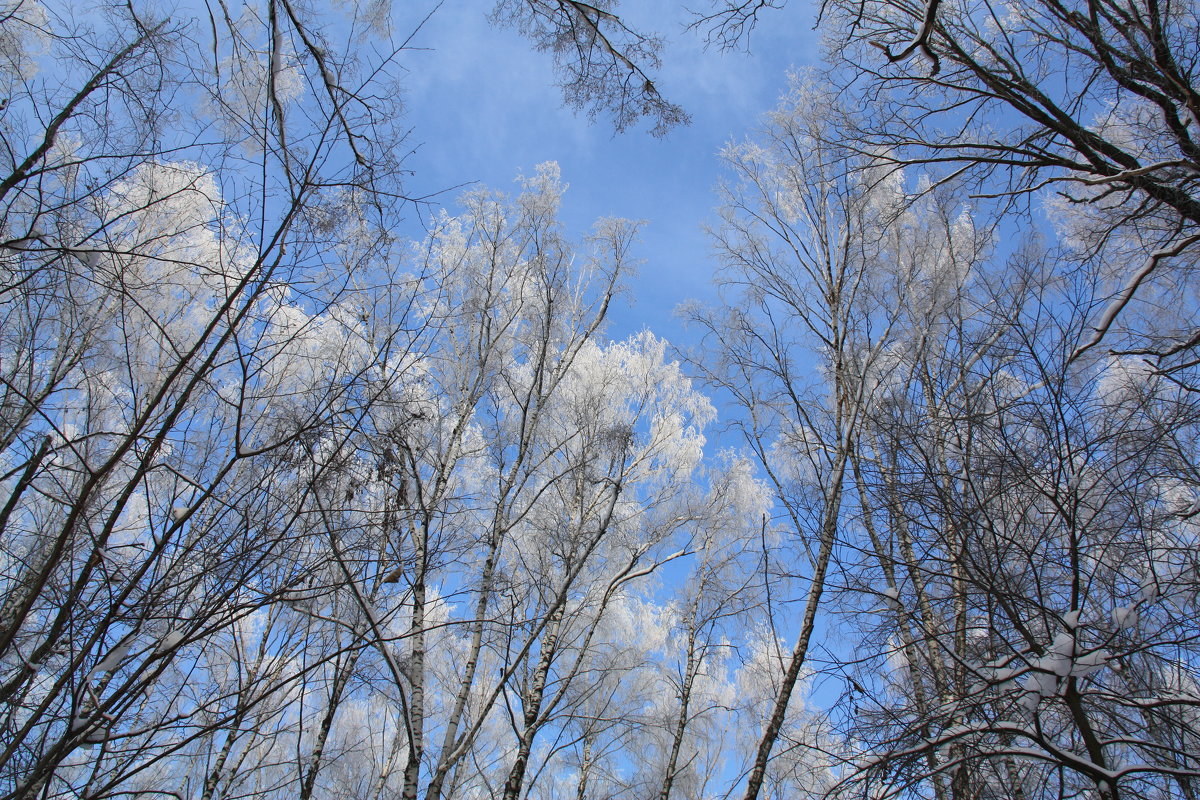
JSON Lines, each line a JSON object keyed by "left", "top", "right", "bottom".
{"left": 398, "top": 0, "right": 821, "bottom": 345}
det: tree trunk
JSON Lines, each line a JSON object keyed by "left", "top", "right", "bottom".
{"left": 659, "top": 612, "right": 701, "bottom": 800}
{"left": 500, "top": 602, "right": 564, "bottom": 800}
{"left": 741, "top": 450, "right": 846, "bottom": 800}
{"left": 401, "top": 553, "right": 427, "bottom": 800}
{"left": 300, "top": 647, "right": 360, "bottom": 800}
{"left": 423, "top": 524, "right": 501, "bottom": 800}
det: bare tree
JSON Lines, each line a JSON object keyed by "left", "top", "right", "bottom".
{"left": 684, "top": 74, "right": 926, "bottom": 800}
{"left": 819, "top": 0, "right": 1200, "bottom": 362}
{"left": 682, "top": 0, "right": 1200, "bottom": 366}
{"left": 718, "top": 79, "right": 1200, "bottom": 800}
{"left": 0, "top": 2, "right": 414, "bottom": 796}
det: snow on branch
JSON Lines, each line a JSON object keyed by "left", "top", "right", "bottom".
{"left": 1070, "top": 232, "right": 1200, "bottom": 364}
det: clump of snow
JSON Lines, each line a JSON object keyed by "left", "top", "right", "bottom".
{"left": 1072, "top": 649, "right": 1110, "bottom": 677}
{"left": 1020, "top": 630, "right": 1111, "bottom": 697}
{"left": 92, "top": 640, "right": 132, "bottom": 675}
{"left": 1180, "top": 494, "right": 1200, "bottom": 518}
{"left": 1140, "top": 576, "right": 1159, "bottom": 602}
{"left": 154, "top": 630, "right": 185, "bottom": 656}
{"left": 1045, "top": 632, "right": 1075, "bottom": 677}
{"left": 987, "top": 664, "right": 1022, "bottom": 691}
{"left": 1022, "top": 670, "right": 1058, "bottom": 698}
{"left": 1113, "top": 606, "right": 1138, "bottom": 630}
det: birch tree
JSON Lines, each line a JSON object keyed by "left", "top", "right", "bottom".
{"left": 684, "top": 75, "right": 926, "bottom": 800}
{"left": 0, "top": 2, "right": 408, "bottom": 796}
{"left": 0, "top": 0, "right": 707, "bottom": 794}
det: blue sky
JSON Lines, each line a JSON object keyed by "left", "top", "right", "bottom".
{"left": 396, "top": 1, "right": 821, "bottom": 344}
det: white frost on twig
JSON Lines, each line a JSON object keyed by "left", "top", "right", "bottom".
{"left": 1070, "top": 233, "right": 1200, "bottom": 363}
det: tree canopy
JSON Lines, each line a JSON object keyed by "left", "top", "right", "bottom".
{"left": 3, "top": 2, "right": 1200, "bottom": 800}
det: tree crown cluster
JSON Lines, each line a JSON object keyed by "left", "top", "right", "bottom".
{"left": 2, "top": 1, "right": 1200, "bottom": 799}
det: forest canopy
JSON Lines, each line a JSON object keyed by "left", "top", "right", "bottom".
{"left": 2, "top": 1, "right": 1200, "bottom": 800}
